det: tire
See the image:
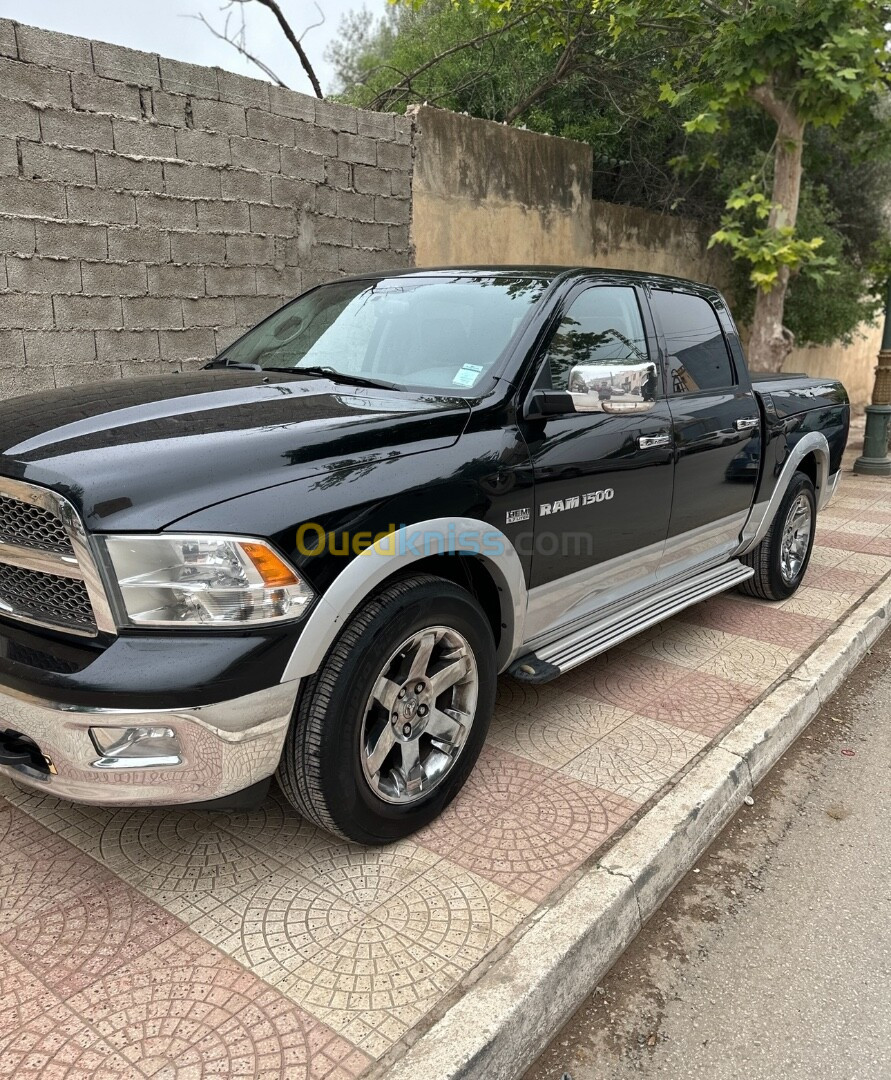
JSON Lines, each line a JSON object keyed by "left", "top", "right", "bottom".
{"left": 737, "top": 471, "right": 817, "bottom": 601}
{"left": 276, "top": 573, "right": 496, "bottom": 844}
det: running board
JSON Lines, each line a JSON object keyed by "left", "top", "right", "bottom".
{"left": 509, "top": 560, "right": 755, "bottom": 684}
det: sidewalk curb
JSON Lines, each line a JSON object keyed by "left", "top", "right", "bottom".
{"left": 380, "top": 574, "right": 891, "bottom": 1080}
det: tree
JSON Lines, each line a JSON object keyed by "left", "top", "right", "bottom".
{"left": 596, "top": 0, "right": 891, "bottom": 369}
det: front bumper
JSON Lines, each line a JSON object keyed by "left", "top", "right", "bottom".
{"left": 0, "top": 680, "right": 299, "bottom": 805}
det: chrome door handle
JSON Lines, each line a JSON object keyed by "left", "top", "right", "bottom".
{"left": 735, "top": 417, "right": 759, "bottom": 431}
{"left": 638, "top": 434, "right": 671, "bottom": 449}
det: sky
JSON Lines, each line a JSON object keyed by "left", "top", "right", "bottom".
{"left": 0, "top": 0, "right": 385, "bottom": 95}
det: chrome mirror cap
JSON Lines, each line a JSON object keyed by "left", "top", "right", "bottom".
{"left": 568, "top": 361, "right": 659, "bottom": 415}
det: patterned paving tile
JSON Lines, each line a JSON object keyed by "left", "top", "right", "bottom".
{"left": 817, "top": 529, "right": 891, "bottom": 556}
{"left": 677, "top": 594, "right": 833, "bottom": 650}
{"left": 414, "top": 746, "right": 639, "bottom": 901}
{"left": 488, "top": 699, "right": 632, "bottom": 768}
{"left": 777, "top": 585, "right": 859, "bottom": 620}
{"left": 563, "top": 715, "right": 709, "bottom": 803}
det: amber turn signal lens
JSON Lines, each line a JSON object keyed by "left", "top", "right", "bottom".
{"left": 241, "top": 542, "right": 300, "bottom": 587}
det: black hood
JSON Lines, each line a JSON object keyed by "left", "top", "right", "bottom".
{"left": 0, "top": 372, "right": 471, "bottom": 531}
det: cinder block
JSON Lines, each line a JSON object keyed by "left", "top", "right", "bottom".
{"left": 135, "top": 193, "right": 197, "bottom": 230}
{"left": 54, "top": 294, "right": 123, "bottom": 330}
{"left": 123, "top": 295, "right": 184, "bottom": 329}
{"left": 304, "top": 242, "right": 340, "bottom": 271}
{"left": 0, "top": 175, "right": 47, "bottom": 216}
{"left": 337, "top": 246, "right": 385, "bottom": 274}
{"left": 357, "top": 110, "right": 396, "bottom": 140}
{"left": 269, "top": 175, "right": 315, "bottom": 210}
{"left": 16, "top": 25, "right": 93, "bottom": 74}
{"left": 191, "top": 98, "right": 248, "bottom": 137}
{"left": 72, "top": 72, "right": 142, "bottom": 118}
{"left": 118, "top": 358, "right": 181, "bottom": 380}
{"left": 337, "top": 190, "right": 376, "bottom": 222}
{"left": 0, "top": 19, "right": 17, "bottom": 59}
{"left": 159, "top": 57, "right": 218, "bottom": 99}
{"left": 36, "top": 220, "right": 107, "bottom": 259}
{"left": 41, "top": 108, "right": 114, "bottom": 151}
{"left": 292, "top": 119, "right": 337, "bottom": 157}
{"left": 175, "top": 127, "right": 231, "bottom": 166}
{"left": 0, "top": 57, "right": 71, "bottom": 108}
{"left": 0, "top": 329, "right": 25, "bottom": 366}
{"left": 151, "top": 90, "right": 190, "bottom": 128}
{"left": 96, "top": 151, "right": 164, "bottom": 193}
{"left": 170, "top": 230, "right": 226, "bottom": 265}
{"left": 53, "top": 360, "right": 107, "bottom": 386}
{"left": 312, "top": 215, "right": 352, "bottom": 247}
{"left": 158, "top": 327, "right": 217, "bottom": 360}
{"left": 314, "top": 100, "right": 359, "bottom": 134}
{"left": 66, "top": 185, "right": 137, "bottom": 226}
{"left": 163, "top": 161, "right": 222, "bottom": 199}
{"left": 6, "top": 255, "right": 82, "bottom": 294}
{"left": 214, "top": 324, "right": 254, "bottom": 352}
{"left": 268, "top": 85, "right": 315, "bottom": 123}
{"left": 217, "top": 69, "right": 270, "bottom": 110}
{"left": 7, "top": 370, "right": 57, "bottom": 396}
{"left": 326, "top": 160, "right": 352, "bottom": 191}
{"left": 205, "top": 265, "right": 257, "bottom": 297}
{"left": 314, "top": 185, "right": 335, "bottom": 215}
{"left": 225, "top": 233, "right": 275, "bottom": 265}
{"left": 375, "top": 196, "right": 410, "bottom": 225}
{"left": 245, "top": 108, "right": 294, "bottom": 145}
{"left": 181, "top": 296, "right": 236, "bottom": 327}
{"left": 0, "top": 136, "right": 16, "bottom": 176}
{"left": 389, "top": 224, "right": 410, "bottom": 251}
{"left": 231, "top": 136, "right": 281, "bottom": 173}
{"left": 0, "top": 293, "right": 54, "bottom": 329}
{"left": 0, "top": 98, "right": 40, "bottom": 140}
{"left": 248, "top": 203, "right": 297, "bottom": 237}
{"left": 352, "top": 221, "right": 389, "bottom": 250}
{"left": 112, "top": 118, "right": 177, "bottom": 158}
{"left": 352, "top": 164, "right": 391, "bottom": 196}
{"left": 147, "top": 264, "right": 204, "bottom": 297}
{"left": 108, "top": 226, "right": 168, "bottom": 263}
{"left": 376, "top": 141, "right": 412, "bottom": 171}
{"left": 96, "top": 329, "right": 161, "bottom": 361}
{"left": 220, "top": 168, "right": 272, "bottom": 203}
{"left": 81, "top": 260, "right": 147, "bottom": 296}
{"left": 337, "top": 132, "right": 377, "bottom": 166}
{"left": 0, "top": 216, "right": 36, "bottom": 256}
{"left": 22, "top": 142, "right": 96, "bottom": 185}
{"left": 92, "top": 41, "right": 161, "bottom": 87}
{"left": 235, "top": 295, "right": 270, "bottom": 323}
{"left": 280, "top": 146, "right": 325, "bottom": 182}
{"left": 391, "top": 171, "right": 411, "bottom": 198}
{"left": 256, "top": 265, "right": 302, "bottom": 297}
{"left": 394, "top": 115, "right": 413, "bottom": 144}
{"left": 197, "top": 199, "right": 250, "bottom": 233}
{"left": 24, "top": 329, "right": 97, "bottom": 365}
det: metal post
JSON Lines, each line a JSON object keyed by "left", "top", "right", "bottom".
{"left": 853, "top": 279, "right": 891, "bottom": 476}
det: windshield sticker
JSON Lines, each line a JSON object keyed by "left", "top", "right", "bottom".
{"left": 452, "top": 364, "right": 484, "bottom": 388}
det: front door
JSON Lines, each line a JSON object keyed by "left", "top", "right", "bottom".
{"left": 520, "top": 283, "right": 675, "bottom": 642}
{"left": 648, "top": 287, "right": 760, "bottom": 579}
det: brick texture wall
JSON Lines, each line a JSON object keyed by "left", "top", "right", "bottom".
{"left": 0, "top": 20, "right": 413, "bottom": 397}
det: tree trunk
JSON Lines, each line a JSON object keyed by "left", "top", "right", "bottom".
{"left": 747, "top": 87, "right": 806, "bottom": 373}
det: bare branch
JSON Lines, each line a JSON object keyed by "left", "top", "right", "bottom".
{"left": 298, "top": 2, "right": 325, "bottom": 44}
{"left": 187, "top": 13, "right": 288, "bottom": 86}
{"left": 231, "top": 0, "right": 324, "bottom": 98}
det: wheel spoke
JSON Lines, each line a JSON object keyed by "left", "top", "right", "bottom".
{"left": 428, "top": 655, "right": 470, "bottom": 697}
{"left": 372, "top": 675, "right": 402, "bottom": 714}
{"left": 428, "top": 708, "right": 466, "bottom": 753}
{"left": 407, "top": 631, "right": 437, "bottom": 682}
{"left": 365, "top": 723, "right": 396, "bottom": 776}
{"left": 397, "top": 739, "right": 424, "bottom": 793}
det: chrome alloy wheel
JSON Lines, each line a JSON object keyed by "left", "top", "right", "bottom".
{"left": 359, "top": 626, "right": 479, "bottom": 806}
{"left": 780, "top": 493, "right": 813, "bottom": 585}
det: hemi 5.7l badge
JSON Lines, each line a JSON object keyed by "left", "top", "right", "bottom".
{"left": 506, "top": 508, "right": 531, "bottom": 524}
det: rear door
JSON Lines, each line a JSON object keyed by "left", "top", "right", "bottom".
{"left": 648, "top": 287, "right": 760, "bottom": 580}
{"left": 520, "top": 282, "right": 675, "bottom": 641}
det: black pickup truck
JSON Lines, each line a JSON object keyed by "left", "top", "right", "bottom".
{"left": 0, "top": 268, "right": 849, "bottom": 842}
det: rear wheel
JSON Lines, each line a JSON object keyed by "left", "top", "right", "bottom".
{"left": 738, "top": 471, "right": 816, "bottom": 601}
{"left": 277, "top": 574, "right": 496, "bottom": 844}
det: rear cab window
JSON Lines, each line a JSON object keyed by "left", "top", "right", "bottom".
{"left": 649, "top": 289, "right": 737, "bottom": 393}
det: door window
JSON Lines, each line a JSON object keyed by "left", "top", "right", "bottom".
{"left": 543, "top": 286, "right": 651, "bottom": 393}
{"left": 650, "top": 290, "right": 736, "bottom": 393}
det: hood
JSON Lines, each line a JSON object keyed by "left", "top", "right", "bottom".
{"left": 0, "top": 372, "right": 471, "bottom": 531}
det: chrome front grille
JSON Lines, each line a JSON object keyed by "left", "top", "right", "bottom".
{"left": 0, "top": 478, "right": 115, "bottom": 638}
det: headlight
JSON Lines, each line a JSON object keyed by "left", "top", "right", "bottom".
{"left": 99, "top": 535, "right": 314, "bottom": 628}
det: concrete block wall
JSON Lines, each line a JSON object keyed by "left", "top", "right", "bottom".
{"left": 0, "top": 20, "right": 413, "bottom": 397}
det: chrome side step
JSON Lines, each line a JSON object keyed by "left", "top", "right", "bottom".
{"left": 509, "top": 560, "right": 755, "bottom": 684}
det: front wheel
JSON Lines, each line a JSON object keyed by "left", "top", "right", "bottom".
{"left": 277, "top": 574, "right": 496, "bottom": 844}
{"left": 738, "top": 471, "right": 817, "bottom": 601}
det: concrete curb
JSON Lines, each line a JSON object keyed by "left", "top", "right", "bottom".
{"left": 381, "top": 574, "right": 891, "bottom": 1080}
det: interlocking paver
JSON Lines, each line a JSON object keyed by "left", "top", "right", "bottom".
{"left": 1, "top": 432, "right": 888, "bottom": 1074}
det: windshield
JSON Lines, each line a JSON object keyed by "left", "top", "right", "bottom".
{"left": 218, "top": 274, "right": 548, "bottom": 393}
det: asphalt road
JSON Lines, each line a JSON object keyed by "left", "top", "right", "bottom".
{"left": 525, "top": 624, "right": 891, "bottom": 1080}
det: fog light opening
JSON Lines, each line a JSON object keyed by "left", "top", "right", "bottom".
{"left": 89, "top": 726, "right": 182, "bottom": 769}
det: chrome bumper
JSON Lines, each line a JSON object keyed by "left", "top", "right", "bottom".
{"left": 0, "top": 681, "right": 299, "bottom": 805}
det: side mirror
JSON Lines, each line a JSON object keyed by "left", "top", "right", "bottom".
{"left": 568, "top": 361, "right": 658, "bottom": 415}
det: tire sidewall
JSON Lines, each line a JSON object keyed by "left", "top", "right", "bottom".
{"left": 307, "top": 581, "right": 496, "bottom": 843}
{"left": 766, "top": 472, "right": 817, "bottom": 600}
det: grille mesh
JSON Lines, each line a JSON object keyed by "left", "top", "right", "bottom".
{"left": 0, "top": 495, "right": 73, "bottom": 555}
{"left": 0, "top": 563, "right": 96, "bottom": 633}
